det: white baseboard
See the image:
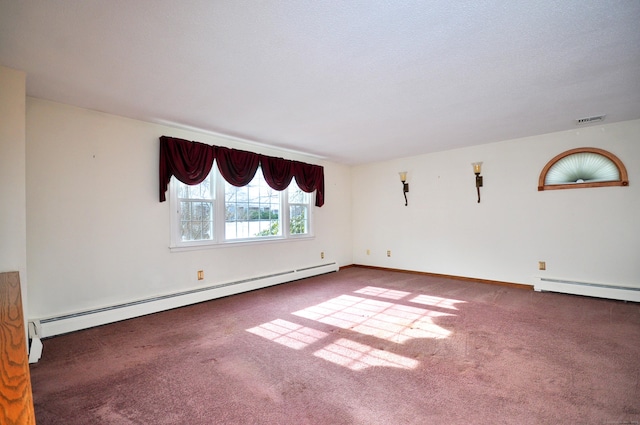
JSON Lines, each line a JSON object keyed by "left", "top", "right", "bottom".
{"left": 534, "top": 277, "right": 640, "bottom": 302}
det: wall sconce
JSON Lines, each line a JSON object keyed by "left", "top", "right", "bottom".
{"left": 399, "top": 171, "right": 409, "bottom": 206}
{"left": 472, "top": 162, "right": 483, "bottom": 203}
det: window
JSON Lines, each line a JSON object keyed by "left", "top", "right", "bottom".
{"left": 225, "top": 171, "right": 281, "bottom": 239}
{"left": 170, "top": 166, "right": 313, "bottom": 248}
{"left": 288, "top": 186, "right": 310, "bottom": 235}
{"left": 538, "top": 147, "right": 629, "bottom": 191}
{"left": 176, "top": 175, "right": 214, "bottom": 243}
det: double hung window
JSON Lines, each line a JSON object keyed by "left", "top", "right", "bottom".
{"left": 170, "top": 165, "right": 312, "bottom": 248}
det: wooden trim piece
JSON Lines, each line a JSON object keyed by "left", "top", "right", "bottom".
{"left": 0, "top": 272, "right": 36, "bottom": 425}
{"left": 538, "top": 147, "right": 629, "bottom": 191}
{"left": 344, "top": 264, "right": 534, "bottom": 291}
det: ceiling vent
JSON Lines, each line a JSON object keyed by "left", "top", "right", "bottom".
{"left": 576, "top": 115, "right": 606, "bottom": 125}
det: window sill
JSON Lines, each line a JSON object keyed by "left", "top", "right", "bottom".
{"left": 169, "top": 234, "right": 315, "bottom": 253}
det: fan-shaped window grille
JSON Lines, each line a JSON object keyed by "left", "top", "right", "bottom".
{"left": 538, "top": 147, "right": 628, "bottom": 191}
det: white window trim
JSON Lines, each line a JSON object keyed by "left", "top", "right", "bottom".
{"left": 168, "top": 169, "right": 314, "bottom": 252}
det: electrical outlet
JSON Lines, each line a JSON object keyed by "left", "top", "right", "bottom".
{"left": 321, "top": 251, "right": 325, "bottom": 259}
{"left": 538, "top": 261, "right": 546, "bottom": 271}
{"left": 366, "top": 249, "right": 370, "bottom": 255}
{"left": 197, "top": 270, "right": 204, "bottom": 280}
{"left": 387, "top": 250, "right": 391, "bottom": 257}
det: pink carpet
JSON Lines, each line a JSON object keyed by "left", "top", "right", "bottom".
{"left": 30, "top": 267, "right": 640, "bottom": 424}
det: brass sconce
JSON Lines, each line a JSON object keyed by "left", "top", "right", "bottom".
{"left": 472, "top": 162, "right": 483, "bottom": 203}
{"left": 399, "top": 171, "right": 409, "bottom": 206}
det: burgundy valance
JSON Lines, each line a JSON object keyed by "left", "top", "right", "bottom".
{"left": 159, "top": 136, "right": 325, "bottom": 207}
{"left": 259, "top": 155, "right": 294, "bottom": 191}
{"left": 216, "top": 146, "right": 260, "bottom": 187}
{"left": 159, "top": 137, "right": 215, "bottom": 200}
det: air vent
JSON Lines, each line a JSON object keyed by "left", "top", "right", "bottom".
{"left": 576, "top": 115, "right": 606, "bottom": 125}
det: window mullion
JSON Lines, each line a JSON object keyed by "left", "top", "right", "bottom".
{"left": 215, "top": 169, "right": 225, "bottom": 242}
{"left": 282, "top": 186, "right": 290, "bottom": 238}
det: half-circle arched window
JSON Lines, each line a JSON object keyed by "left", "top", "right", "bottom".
{"left": 538, "top": 147, "right": 629, "bottom": 191}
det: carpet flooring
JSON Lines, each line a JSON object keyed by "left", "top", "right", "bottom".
{"left": 29, "top": 267, "right": 640, "bottom": 424}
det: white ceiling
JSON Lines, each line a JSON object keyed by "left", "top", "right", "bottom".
{"left": 1, "top": 1, "right": 639, "bottom": 164}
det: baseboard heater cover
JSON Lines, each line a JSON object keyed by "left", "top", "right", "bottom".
{"left": 534, "top": 277, "right": 640, "bottom": 302}
{"left": 28, "top": 262, "right": 338, "bottom": 362}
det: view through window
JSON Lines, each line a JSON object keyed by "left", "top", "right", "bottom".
{"left": 171, "top": 166, "right": 312, "bottom": 248}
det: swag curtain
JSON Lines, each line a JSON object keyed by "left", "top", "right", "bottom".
{"left": 159, "top": 136, "right": 325, "bottom": 207}
{"left": 259, "top": 155, "right": 293, "bottom": 190}
{"left": 216, "top": 146, "right": 260, "bottom": 187}
{"left": 158, "top": 138, "right": 214, "bottom": 201}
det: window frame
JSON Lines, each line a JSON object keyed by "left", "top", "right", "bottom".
{"left": 287, "top": 187, "right": 311, "bottom": 237}
{"left": 169, "top": 167, "right": 314, "bottom": 251}
{"left": 170, "top": 171, "right": 217, "bottom": 249}
{"left": 538, "top": 147, "right": 629, "bottom": 191}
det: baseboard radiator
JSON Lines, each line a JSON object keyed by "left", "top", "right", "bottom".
{"left": 534, "top": 277, "right": 640, "bottom": 302}
{"left": 28, "top": 262, "right": 338, "bottom": 362}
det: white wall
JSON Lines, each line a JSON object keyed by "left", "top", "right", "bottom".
{"left": 20, "top": 95, "right": 640, "bottom": 321}
{"left": 0, "top": 66, "right": 28, "bottom": 311}
{"left": 26, "top": 98, "right": 352, "bottom": 320}
{"left": 352, "top": 120, "right": 640, "bottom": 288}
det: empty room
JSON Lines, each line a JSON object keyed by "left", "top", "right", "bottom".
{"left": 1, "top": 1, "right": 639, "bottom": 424}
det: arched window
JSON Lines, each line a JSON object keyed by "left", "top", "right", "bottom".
{"left": 538, "top": 147, "right": 629, "bottom": 191}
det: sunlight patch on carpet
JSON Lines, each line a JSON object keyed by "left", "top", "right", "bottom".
{"left": 292, "top": 294, "right": 453, "bottom": 343}
{"left": 354, "top": 286, "right": 465, "bottom": 310}
{"left": 409, "top": 294, "right": 465, "bottom": 310}
{"left": 354, "top": 286, "right": 412, "bottom": 300}
{"left": 246, "top": 319, "right": 328, "bottom": 350}
{"left": 247, "top": 288, "right": 459, "bottom": 371}
{"left": 313, "top": 338, "right": 419, "bottom": 370}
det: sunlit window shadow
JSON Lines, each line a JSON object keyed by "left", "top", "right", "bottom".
{"left": 409, "top": 295, "right": 466, "bottom": 310}
{"left": 314, "top": 338, "right": 419, "bottom": 370}
{"left": 292, "top": 294, "right": 453, "bottom": 343}
{"left": 356, "top": 286, "right": 464, "bottom": 310}
{"left": 354, "top": 286, "right": 411, "bottom": 300}
{"left": 409, "top": 293, "right": 465, "bottom": 310}
{"left": 246, "top": 319, "right": 328, "bottom": 350}
{"left": 246, "top": 287, "right": 464, "bottom": 371}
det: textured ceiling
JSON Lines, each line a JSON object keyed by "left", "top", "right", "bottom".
{"left": 1, "top": 1, "right": 639, "bottom": 164}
